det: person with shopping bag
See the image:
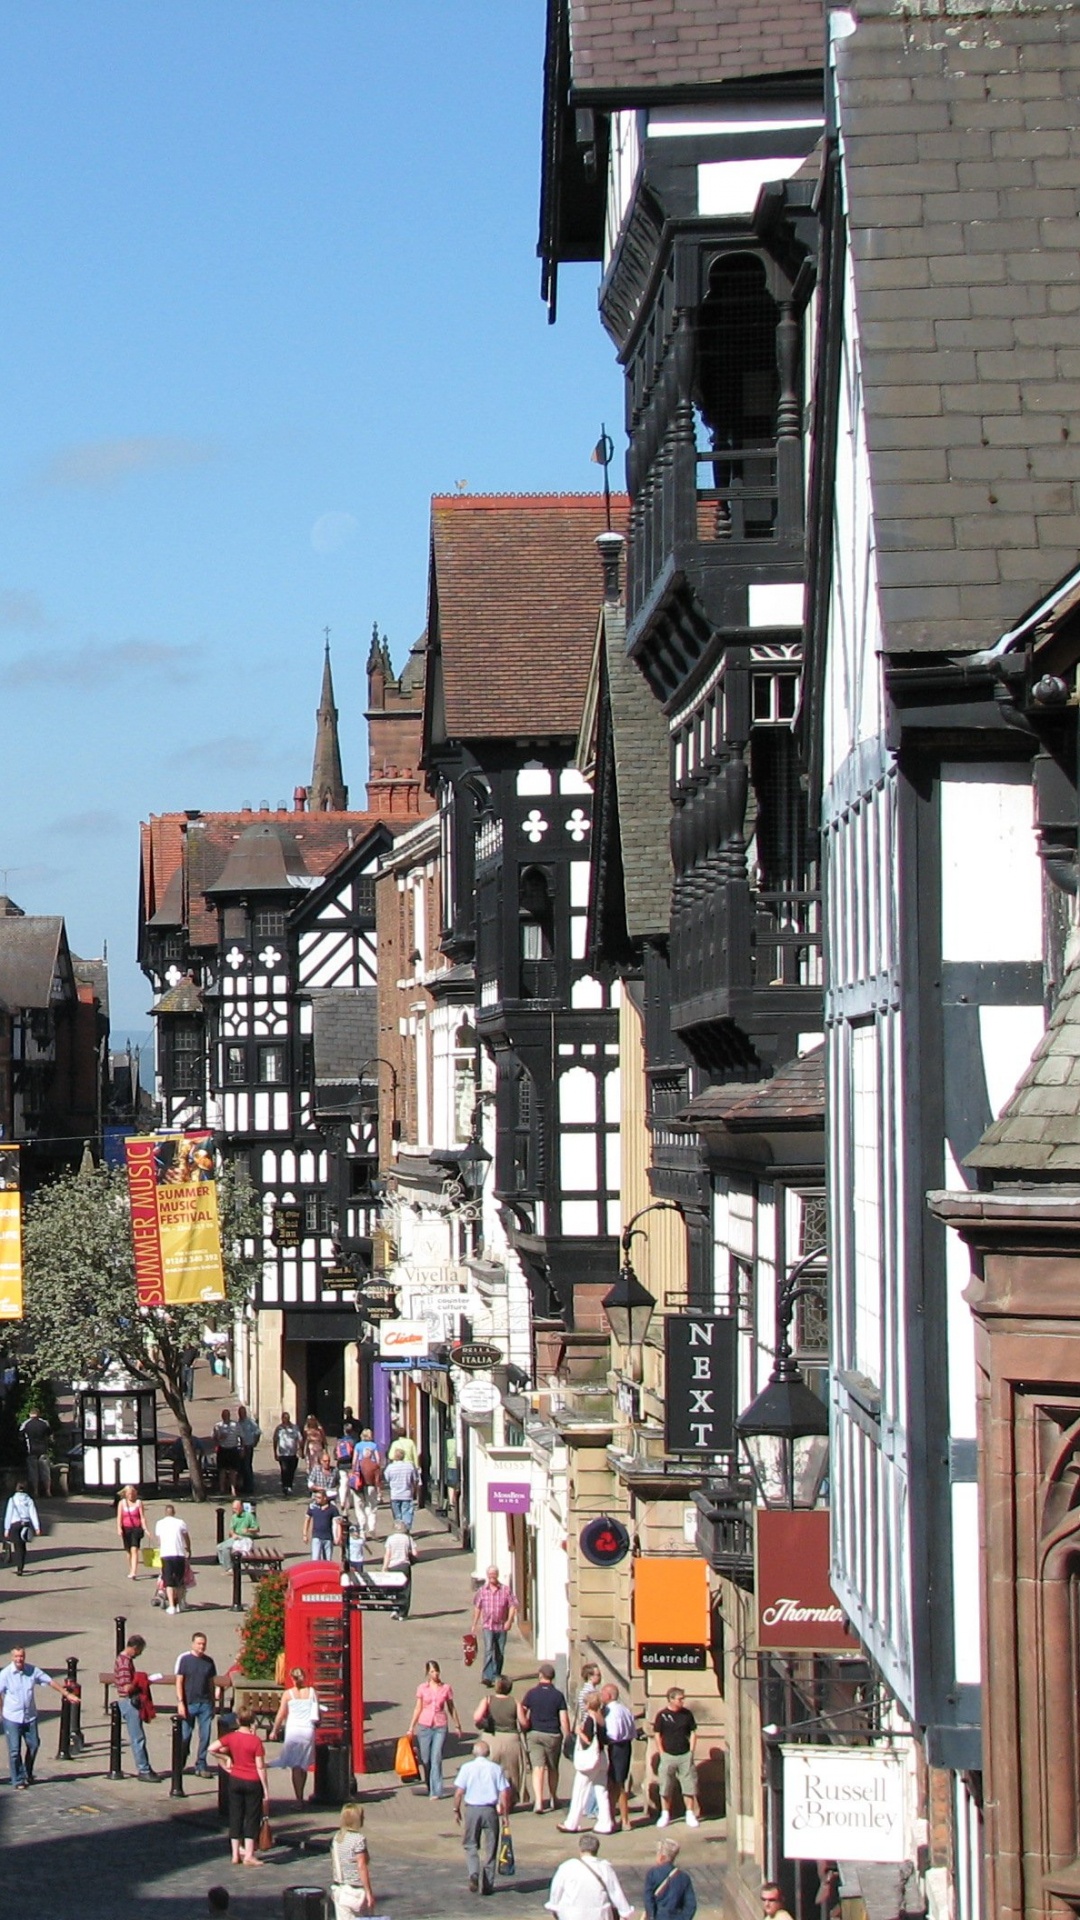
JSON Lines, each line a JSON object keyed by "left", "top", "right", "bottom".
{"left": 559, "top": 1691, "right": 613, "bottom": 1835}
{"left": 329, "top": 1802, "right": 375, "bottom": 1916}
{"left": 394, "top": 1731, "right": 420, "bottom": 1782}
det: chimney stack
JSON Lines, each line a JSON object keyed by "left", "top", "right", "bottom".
{"left": 596, "top": 530, "right": 625, "bottom": 604}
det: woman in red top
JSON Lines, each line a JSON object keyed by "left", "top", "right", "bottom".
{"left": 208, "top": 1708, "right": 271, "bottom": 1868}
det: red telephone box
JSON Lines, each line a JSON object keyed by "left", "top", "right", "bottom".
{"left": 283, "top": 1561, "right": 366, "bottom": 1773}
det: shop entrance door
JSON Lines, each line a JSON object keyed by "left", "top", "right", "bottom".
{"left": 306, "top": 1342, "right": 345, "bottom": 1436}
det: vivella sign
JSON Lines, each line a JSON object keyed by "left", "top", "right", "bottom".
{"left": 756, "top": 1509, "right": 850, "bottom": 1651}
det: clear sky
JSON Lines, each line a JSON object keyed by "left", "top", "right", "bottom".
{"left": 0, "top": 2, "right": 620, "bottom": 1039}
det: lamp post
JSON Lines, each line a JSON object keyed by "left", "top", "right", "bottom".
{"left": 359, "top": 1056, "right": 401, "bottom": 1142}
{"left": 735, "top": 1244, "right": 828, "bottom": 1509}
{"left": 601, "top": 1200, "right": 682, "bottom": 1385}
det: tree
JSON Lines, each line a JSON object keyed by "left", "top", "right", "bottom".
{"left": 21, "top": 1159, "right": 262, "bottom": 1498}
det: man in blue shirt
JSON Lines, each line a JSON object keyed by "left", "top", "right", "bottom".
{"left": 0, "top": 1646, "right": 78, "bottom": 1787}
{"left": 453, "top": 1739, "right": 511, "bottom": 1895}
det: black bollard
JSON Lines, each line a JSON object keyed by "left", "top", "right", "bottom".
{"left": 114, "top": 1615, "right": 126, "bottom": 1656}
{"left": 56, "top": 1691, "right": 72, "bottom": 1760}
{"left": 215, "top": 1506, "right": 226, "bottom": 1545}
{"left": 66, "top": 1657, "right": 84, "bottom": 1754}
{"left": 231, "top": 1552, "right": 244, "bottom": 1612}
{"left": 107, "top": 1701, "right": 124, "bottom": 1780}
{"left": 169, "top": 1715, "right": 186, "bottom": 1798}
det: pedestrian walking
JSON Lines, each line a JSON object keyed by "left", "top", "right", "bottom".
{"left": 216, "top": 1499, "right": 259, "bottom": 1569}
{"left": 643, "top": 1839, "right": 698, "bottom": 1920}
{"left": 600, "top": 1683, "right": 635, "bottom": 1831}
{"left": 304, "top": 1487, "right": 340, "bottom": 1562}
{"left": 382, "top": 1521, "right": 416, "bottom": 1618}
{"left": 307, "top": 1447, "right": 336, "bottom": 1496}
{"left": 476, "top": 1674, "right": 527, "bottom": 1807}
{"left": 518, "top": 1661, "right": 571, "bottom": 1814}
{"left": 213, "top": 1409, "right": 242, "bottom": 1498}
{"left": 407, "top": 1658, "right": 463, "bottom": 1800}
{"left": 155, "top": 1503, "right": 192, "bottom": 1614}
{"left": 453, "top": 1737, "right": 511, "bottom": 1896}
{"left": 208, "top": 1707, "right": 271, "bottom": 1869}
{"left": 387, "top": 1427, "right": 418, "bottom": 1468}
{"left": 384, "top": 1450, "right": 418, "bottom": 1532}
{"left": 19, "top": 1408, "right": 51, "bottom": 1498}
{"left": 272, "top": 1412, "right": 302, "bottom": 1495}
{"left": 329, "top": 1802, "right": 375, "bottom": 1918}
{"left": 0, "top": 1646, "right": 79, "bottom": 1788}
{"left": 471, "top": 1565, "right": 518, "bottom": 1685}
{"left": 4, "top": 1481, "right": 40, "bottom": 1576}
{"left": 653, "top": 1687, "right": 700, "bottom": 1828}
{"left": 575, "top": 1664, "right": 602, "bottom": 1717}
{"left": 348, "top": 1431, "right": 382, "bottom": 1535}
{"left": 235, "top": 1405, "right": 261, "bottom": 1498}
{"left": 560, "top": 1690, "right": 612, "bottom": 1834}
{"left": 759, "top": 1884, "right": 794, "bottom": 1920}
{"left": 113, "top": 1634, "right": 162, "bottom": 1781}
{"left": 180, "top": 1344, "right": 199, "bottom": 1402}
{"left": 545, "top": 1832, "right": 633, "bottom": 1920}
{"left": 116, "top": 1484, "right": 148, "bottom": 1581}
{"left": 302, "top": 1414, "right": 326, "bottom": 1476}
{"left": 175, "top": 1631, "right": 219, "bottom": 1777}
{"left": 269, "top": 1666, "right": 320, "bottom": 1804}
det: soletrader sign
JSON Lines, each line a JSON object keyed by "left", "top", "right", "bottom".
{"left": 782, "top": 1747, "right": 909, "bottom": 1863}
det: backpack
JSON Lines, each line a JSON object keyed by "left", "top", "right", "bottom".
{"left": 335, "top": 1437, "right": 355, "bottom": 1465}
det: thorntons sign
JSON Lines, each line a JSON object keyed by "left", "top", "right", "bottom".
{"left": 756, "top": 1509, "right": 851, "bottom": 1652}
{"left": 782, "top": 1747, "right": 909, "bottom": 1863}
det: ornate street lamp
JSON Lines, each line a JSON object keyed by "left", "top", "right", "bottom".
{"left": 601, "top": 1200, "right": 683, "bottom": 1382}
{"left": 735, "top": 1244, "right": 828, "bottom": 1509}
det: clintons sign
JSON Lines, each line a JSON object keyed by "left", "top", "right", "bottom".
{"left": 756, "top": 1509, "right": 851, "bottom": 1651}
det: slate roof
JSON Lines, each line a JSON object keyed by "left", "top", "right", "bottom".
{"left": 205, "top": 822, "right": 312, "bottom": 896}
{"left": 602, "top": 597, "right": 672, "bottom": 940}
{"left": 837, "top": 0, "right": 1080, "bottom": 653}
{"left": 966, "top": 962, "right": 1077, "bottom": 1174}
{"left": 682, "top": 1046, "right": 825, "bottom": 1131}
{"left": 0, "top": 917, "right": 67, "bottom": 1010}
{"left": 311, "top": 988, "right": 378, "bottom": 1087}
{"left": 564, "top": 0, "right": 823, "bottom": 99}
{"left": 429, "top": 494, "right": 628, "bottom": 741}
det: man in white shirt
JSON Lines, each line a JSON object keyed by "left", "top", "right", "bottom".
{"left": 546, "top": 1833, "right": 634, "bottom": 1920}
{"left": 155, "top": 1504, "right": 192, "bottom": 1614}
{"left": 0, "top": 1646, "right": 78, "bottom": 1788}
{"left": 453, "top": 1739, "right": 511, "bottom": 1896}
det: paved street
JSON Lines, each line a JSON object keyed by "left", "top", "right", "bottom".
{"left": 0, "top": 1388, "right": 732, "bottom": 1916}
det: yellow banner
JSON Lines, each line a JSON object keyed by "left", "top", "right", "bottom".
{"left": 0, "top": 1146, "right": 22, "bottom": 1321}
{"left": 126, "top": 1133, "right": 226, "bottom": 1305}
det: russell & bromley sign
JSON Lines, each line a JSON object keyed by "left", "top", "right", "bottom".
{"left": 756, "top": 1509, "right": 851, "bottom": 1652}
{"left": 782, "top": 1746, "right": 909, "bottom": 1862}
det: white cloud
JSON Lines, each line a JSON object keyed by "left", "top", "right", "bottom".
{"left": 6, "top": 637, "right": 195, "bottom": 689}
{"left": 39, "top": 435, "right": 218, "bottom": 490}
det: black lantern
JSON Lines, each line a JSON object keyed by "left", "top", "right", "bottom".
{"left": 735, "top": 1242, "right": 828, "bottom": 1509}
{"left": 601, "top": 1264, "right": 657, "bottom": 1350}
{"left": 456, "top": 1134, "right": 491, "bottom": 1194}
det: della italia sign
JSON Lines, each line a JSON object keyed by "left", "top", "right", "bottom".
{"left": 756, "top": 1509, "right": 850, "bottom": 1651}
{"left": 782, "top": 1746, "right": 909, "bottom": 1862}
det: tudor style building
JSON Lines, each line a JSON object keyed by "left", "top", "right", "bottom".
{"left": 138, "top": 639, "right": 429, "bottom": 1424}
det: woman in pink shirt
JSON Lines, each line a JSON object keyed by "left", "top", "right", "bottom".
{"left": 406, "top": 1659, "right": 464, "bottom": 1800}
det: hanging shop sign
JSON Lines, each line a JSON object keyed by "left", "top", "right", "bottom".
{"left": 639, "top": 1644, "right": 707, "bottom": 1671}
{"left": 271, "top": 1203, "right": 304, "bottom": 1250}
{"left": 356, "top": 1280, "right": 400, "bottom": 1323}
{"left": 487, "top": 1482, "right": 531, "bottom": 1515}
{"left": 579, "top": 1515, "right": 631, "bottom": 1569}
{"left": 451, "top": 1341, "right": 502, "bottom": 1370}
{"left": 378, "top": 1319, "right": 429, "bottom": 1360}
{"left": 664, "top": 1314, "right": 736, "bottom": 1454}
{"left": 125, "top": 1132, "right": 225, "bottom": 1307}
{"left": 458, "top": 1379, "right": 502, "bottom": 1421}
{"left": 756, "top": 1509, "right": 851, "bottom": 1651}
{"left": 321, "top": 1265, "right": 359, "bottom": 1292}
{"left": 633, "top": 1555, "right": 710, "bottom": 1671}
{"left": 782, "top": 1746, "right": 910, "bottom": 1862}
{"left": 0, "top": 1145, "right": 22, "bottom": 1321}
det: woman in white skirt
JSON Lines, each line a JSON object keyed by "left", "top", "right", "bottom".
{"left": 559, "top": 1690, "right": 614, "bottom": 1834}
{"left": 268, "top": 1666, "right": 320, "bottom": 1804}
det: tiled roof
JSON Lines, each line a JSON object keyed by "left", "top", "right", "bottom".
{"left": 430, "top": 494, "right": 628, "bottom": 740}
{"left": 838, "top": 1, "right": 1080, "bottom": 653}
{"left": 965, "top": 965, "right": 1076, "bottom": 1174}
{"left": 602, "top": 598, "right": 672, "bottom": 939}
{"left": 565, "top": 0, "right": 823, "bottom": 98}
{"left": 682, "top": 1046, "right": 825, "bottom": 1130}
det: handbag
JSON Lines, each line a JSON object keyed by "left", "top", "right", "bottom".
{"left": 496, "top": 1820, "right": 516, "bottom": 1878}
{"left": 257, "top": 1814, "right": 273, "bottom": 1853}
{"left": 394, "top": 1734, "right": 420, "bottom": 1780}
{"left": 477, "top": 1706, "right": 495, "bottom": 1734}
{"left": 573, "top": 1737, "right": 601, "bottom": 1774}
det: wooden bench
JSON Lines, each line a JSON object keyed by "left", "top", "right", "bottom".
{"left": 237, "top": 1548, "right": 284, "bottom": 1583}
{"left": 232, "top": 1682, "right": 283, "bottom": 1737}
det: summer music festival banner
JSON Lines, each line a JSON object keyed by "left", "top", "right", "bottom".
{"left": 0, "top": 1146, "right": 23, "bottom": 1320}
{"left": 124, "top": 1133, "right": 226, "bottom": 1307}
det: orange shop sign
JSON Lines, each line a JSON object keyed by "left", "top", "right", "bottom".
{"left": 756, "top": 1509, "right": 851, "bottom": 1651}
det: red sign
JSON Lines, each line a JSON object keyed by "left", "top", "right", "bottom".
{"left": 756, "top": 1509, "right": 851, "bottom": 1651}
{"left": 125, "top": 1136, "right": 166, "bottom": 1307}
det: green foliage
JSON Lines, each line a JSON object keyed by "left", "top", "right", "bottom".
{"left": 19, "top": 1158, "right": 263, "bottom": 1427}
{"left": 239, "top": 1571, "right": 286, "bottom": 1679}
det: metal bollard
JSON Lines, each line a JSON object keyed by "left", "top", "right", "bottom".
{"left": 231, "top": 1552, "right": 244, "bottom": 1612}
{"left": 56, "top": 1691, "right": 72, "bottom": 1760}
{"left": 169, "top": 1715, "right": 186, "bottom": 1798}
{"left": 65, "top": 1656, "right": 83, "bottom": 1752}
{"left": 215, "top": 1506, "right": 226, "bottom": 1546}
{"left": 107, "top": 1701, "right": 124, "bottom": 1780}
{"left": 114, "top": 1615, "right": 126, "bottom": 1656}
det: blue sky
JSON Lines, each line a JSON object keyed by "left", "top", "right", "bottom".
{"left": 0, "top": 2, "right": 620, "bottom": 1037}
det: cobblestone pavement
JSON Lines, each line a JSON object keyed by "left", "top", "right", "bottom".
{"left": 0, "top": 1383, "right": 733, "bottom": 1916}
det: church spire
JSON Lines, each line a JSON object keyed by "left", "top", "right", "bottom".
{"left": 309, "top": 630, "right": 348, "bottom": 812}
